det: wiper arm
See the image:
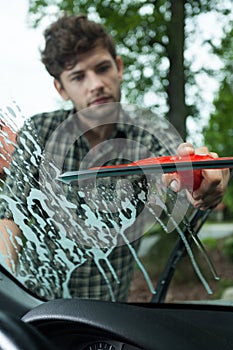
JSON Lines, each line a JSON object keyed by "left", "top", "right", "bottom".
{"left": 151, "top": 208, "right": 214, "bottom": 303}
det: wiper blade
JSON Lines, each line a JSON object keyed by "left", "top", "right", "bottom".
{"left": 58, "top": 155, "right": 233, "bottom": 186}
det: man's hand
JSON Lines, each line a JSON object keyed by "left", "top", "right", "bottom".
{"left": 162, "top": 142, "right": 230, "bottom": 210}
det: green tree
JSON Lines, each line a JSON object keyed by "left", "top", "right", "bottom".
{"left": 205, "top": 88, "right": 233, "bottom": 219}
{"left": 27, "top": 0, "right": 233, "bottom": 140}
{"left": 203, "top": 79, "right": 233, "bottom": 157}
{"left": 203, "top": 23, "right": 233, "bottom": 217}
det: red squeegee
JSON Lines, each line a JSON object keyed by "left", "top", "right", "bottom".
{"left": 58, "top": 154, "right": 233, "bottom": 191}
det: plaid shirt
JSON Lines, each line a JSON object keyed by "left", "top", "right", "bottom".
{"left": 0, "top": 106, "right": 181, "bottom": 301}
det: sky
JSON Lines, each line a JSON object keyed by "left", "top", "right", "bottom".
{"left": 0, "top": 0, "right": 229, "bottom": 140}
{"left": 1, "top": 0, "right": 59, "bottom": 123}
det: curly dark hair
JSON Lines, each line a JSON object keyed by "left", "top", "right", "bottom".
{"left": 41, "top": 14, "right": 117, "bottom": 80}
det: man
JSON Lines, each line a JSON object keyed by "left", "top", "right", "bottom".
{"left": 0, "top": 14, "right": 229, "bottom": 301}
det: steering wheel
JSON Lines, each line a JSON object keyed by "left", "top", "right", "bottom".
{"left": 0, "top": 311, "right": 56, "bottom": 350}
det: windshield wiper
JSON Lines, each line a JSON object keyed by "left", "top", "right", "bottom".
{"left": 151, "top": 208, "right": 214, "bottom": 303}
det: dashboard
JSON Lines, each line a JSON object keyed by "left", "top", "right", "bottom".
{"left": 21, "top": 298, "right": 233, "bottom": 350}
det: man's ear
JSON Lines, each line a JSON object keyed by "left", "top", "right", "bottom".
{"left": 115, "top": 56, "right": 124, "bottom": 81}
{"left": 54, "top": 79, "right": 70, "bottom": 101}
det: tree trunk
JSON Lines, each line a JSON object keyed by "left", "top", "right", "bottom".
{"left": 166, "top": 0, "right": 187, "bottom": 141}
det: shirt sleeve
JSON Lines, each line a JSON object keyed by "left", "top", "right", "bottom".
{"left": 0, "top": 117, "right": 43, "bottom": 220}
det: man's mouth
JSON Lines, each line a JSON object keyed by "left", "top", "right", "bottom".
{"left": 89, "top": 96, "right": 111, "bottom": 106}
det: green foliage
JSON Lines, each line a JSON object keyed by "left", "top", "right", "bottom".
{"left": 203, "top": 79, "right": 233, "bottom": 156}
{"left": 202, "top": 22, "right": 233, "bottom": 215}
{"left": 223, "top": 236, "right": 233, "bottom": 262}
{"left": 201, "top": 237, "right": 218, "bottom": 250}
{"left": 203, "top": 77, "right": 233, "bottom": 216}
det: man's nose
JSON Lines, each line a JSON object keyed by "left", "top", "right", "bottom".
{"left": 87, "top": 72, "right": 104, "bottom": 92}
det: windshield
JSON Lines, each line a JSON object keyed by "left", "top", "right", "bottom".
{"left": 0, "top": 102, "right": 233, "bottom": 305}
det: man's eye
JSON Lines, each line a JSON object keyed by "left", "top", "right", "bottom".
{"left": 72, "top": 75, "right": 84, "bottom": 81}
{"left": 97, "top": 65, "right": 110, "bottom": 73}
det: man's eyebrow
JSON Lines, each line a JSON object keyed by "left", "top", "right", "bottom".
{"left": 67, "top": 70, "right": 83, "bottom": 78}
{"left": 95, "top": 59, "right": 112, "bottom": 66}
{"left": 66, "top": 59, "right": 113, "bottom": 78}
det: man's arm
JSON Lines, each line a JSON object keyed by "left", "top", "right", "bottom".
{"left": 162, "top": 142, "right": 230, "bottom": 210}
{"left": 0, "top": 219, "right": 22, "bottom": 272}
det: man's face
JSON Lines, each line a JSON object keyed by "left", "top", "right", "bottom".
{"left": 54, "top": 45, "right": 124, "bottom": 113}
